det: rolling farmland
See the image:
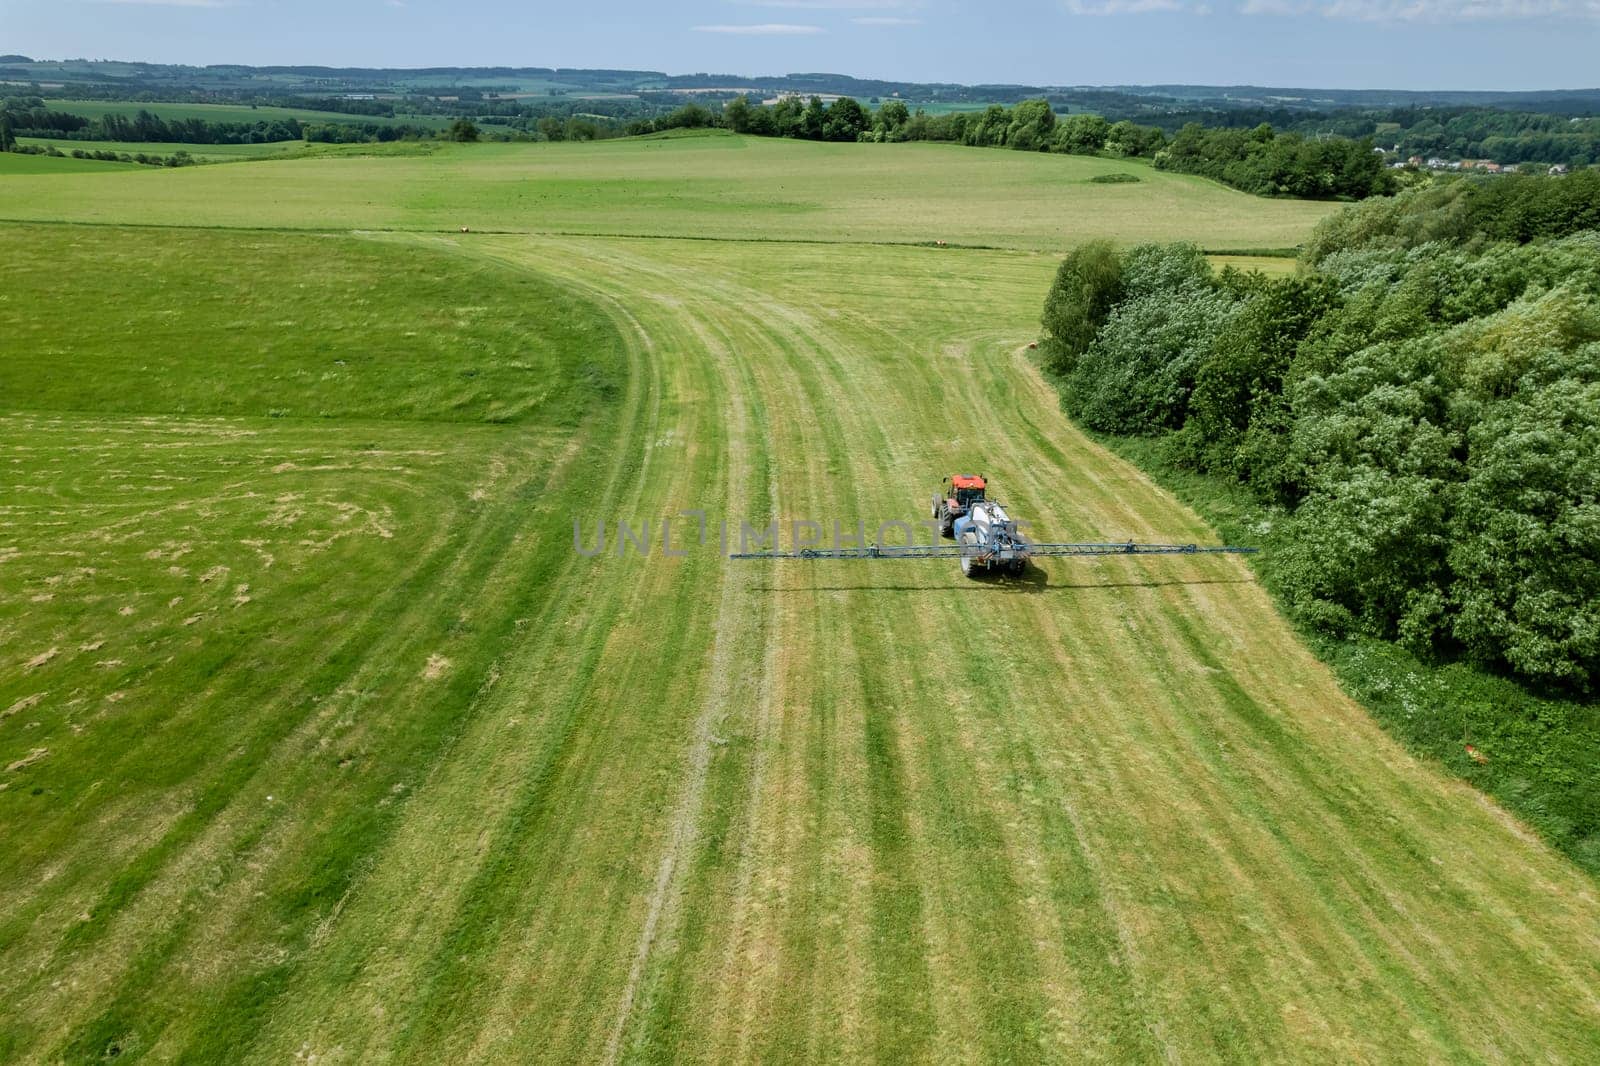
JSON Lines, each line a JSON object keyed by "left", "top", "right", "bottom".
{"left": 0, "top": 152, "right": 139, "bottom": 175}
{"left": 0, "top": 131, "right": 1333, "bottom": 251}
{"left": 39, "top": 99, "right": 454, "bottom": 128}
{"left": 2, "top": 137, "right": 1599, "bottom": 1063}
{"left": 15, "top": 137, "right": 307, "bottom": 162}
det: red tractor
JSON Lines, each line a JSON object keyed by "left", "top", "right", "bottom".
{"left": 931, "top": 474, "right": 986, "bottom": 538}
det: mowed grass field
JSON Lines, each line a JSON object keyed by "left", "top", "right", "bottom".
{"left": 0, "top": 131, "right": 1334, "bottom": 251}
{"left": 0, "top": 152, "right": 139, "bottom": 175}
{"left": 3, "top": 140, "right": 1600, "bottom": 1063}
{"left": 44, "top": 99, "right": 452, "bottom": 128}
{"left": 16, "top": 137, "right": 307, "bottom": 163}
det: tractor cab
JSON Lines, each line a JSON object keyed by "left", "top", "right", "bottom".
{"left": 947, "top": 474, "right": 986, "bottom": 507}
{"left": 933, "top": 474, "right": 986, "bottom": 536}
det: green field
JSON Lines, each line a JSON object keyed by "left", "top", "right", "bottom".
{"left": 893, "top": 100, "right": 1015, "bottom": 114}
{"left": 43, "top": 98, "right": 453, "bottom": 128}
{"left": 1207, "top": 252, "right": 1299, "bottom": 275}
{"left": 0, "top": 132, "right": 1334, "bottom": 251}
{"left": 2, "top": 138, "right": 1598, "bottom": 1062}
{"left": 17, "top": 137, "right": 306, "bottom": 162}
{"left": 0, "top": 152, "right": 138, "bottom": 174}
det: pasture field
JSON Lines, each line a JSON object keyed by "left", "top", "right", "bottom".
{"left": 2, "top": 141, "right": 1599, "bottom": 1063}
{"left": 42, "top": 99, "right": 453, "bottom": 128}
{"left": 894, "top": 101, "right": 1015, "bottom": 114}
{"left": 0, "top": 131, "right": 1335, "bottom": 250}
{"left": 17, "top": 137, "right": 306, "bottom": 162}
{"left": 0, "top": 152, "right": 138, "bottom": 174}
{"left": 1207, "top": 252, "right": 1299, "bottom": 275}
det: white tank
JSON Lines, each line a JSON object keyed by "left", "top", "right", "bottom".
{"left": 969, "top": 501, "right": 1009, "bottom": 538}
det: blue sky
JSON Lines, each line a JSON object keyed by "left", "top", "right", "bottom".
{"left": 3, "top": 0, "right": 1596, "bottom": 91}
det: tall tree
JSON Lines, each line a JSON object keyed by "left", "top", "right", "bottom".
{"left": 1054, "top": 113, "right": 1109, "bottom": 154}
{"left": 801, "top": 95, "right": 827, "bottom": 140}
{"left": 823, "top": 97, "right": 870, "bottom": 142}
{"left": 1006, "top": 98, "right": 1056, "bottom": 151}
{"left": 771, "top": 96, "right": 804, "bottom": 138}
{"left": 876, "top": 99, "right": 910, "bottom": 139}
{"left": 723, "top": 94, "right": 753, "bottom": 134}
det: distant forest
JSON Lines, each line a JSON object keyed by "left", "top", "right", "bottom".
{"left": 5, "top": 55, "right": 1599, "bottom": 115}
{"left": 0, "top": 89, "right": 1400, "bottom": 200}
{"left": 2, "top": 55, "right": 1596, "bottom": 193}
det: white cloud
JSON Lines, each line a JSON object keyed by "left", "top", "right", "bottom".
{"left": 851, "top": 15, "right": 924, "bottom": 23}
{"left": 1243, "top": 0, "right": 1599, "bottom": 17}
{"left": 95, "top": 0, "right": 235, "bottom": 6}
{"left": 733, "top": 1, "right": 915, "bottom": 8}
{"left": 693, "top": 23, "right": 828, "bottom": 34}
{"left": 1065, "top": 0, "right": 1209, "bottom": 12}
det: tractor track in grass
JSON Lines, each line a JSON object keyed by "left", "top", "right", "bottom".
{"left": 597, "top": 281, "right": 780, "bottom": 1066}
{"left": 5, "top": 220, "right": 1600, "bottom": 1062}
{"left": 461, "top": 233, "right": 1600, "bottom": 1062}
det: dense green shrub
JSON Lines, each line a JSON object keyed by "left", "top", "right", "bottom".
{"left": 1088, "top": 437, "right": 1600, "bottom": 876}
{"left": 1038, "top": 240, "right": 1124, "bottom": 378}
{"left": 1449, "top": 364, "right": 1600, "bottom": 683}
{"left": 716, "top": 95, "right": 1395, "bottom": 200}
{"left": 1059, "top": 244, "right": 1239, "bottom": 435}
{"left": 1303, "top": 170, "right": 1600, "bottom": 265}
{"left": 1179, "top": 274, "right": 1336, "bottom": 485}
{"left": 1041, "top": 189, "right": 1600, "bottom": 691}
{"left": 1005, "top": 98, "right": 1055, "bottom": 151}
{"left": 1054, "top": 114, "right": 1109, "bottom": 154}
{"left": 1155, "top": 122, "right": 1395, "bottom": 200}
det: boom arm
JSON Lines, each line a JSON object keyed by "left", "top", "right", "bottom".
{"left": 730, "top": 541, "right": 1257, "bottom": 561}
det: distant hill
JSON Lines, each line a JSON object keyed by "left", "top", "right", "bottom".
{"left": 2, "top": 57, "right": 1596, "bottom": 117}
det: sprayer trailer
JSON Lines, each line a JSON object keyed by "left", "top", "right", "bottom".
{"left": 734, "top": 475, "right": 1258, "bottom": 578}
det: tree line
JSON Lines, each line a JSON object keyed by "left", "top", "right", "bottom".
{"left": 1379, "top": 109, "right": 1600, "bottom": 166}
{"left": 299, "top": 120, "right": 441, "bottom": 144}
{"left": 6, "top": 142, "right": 197, "bottom": 166}
{"left": 580, "top": 95, "right": 1395, "bottom": 201}
{"left": 1304, "top": 169, "right": 1600, "bottom": 254}
{"left": 0, "top": 99, "right": 442, "bottom": 148}
{"left": 1293, "top": 106, "right": 1600, "bottom": 168}
{"left": 1123, "top": 104, "right": 1600, "bottom": 168}
{"left": 1157, "top": 123, "right": 1394, "bottom": 200}
{"left": 1040, "top": 170, "right": 1600, "bottom": 693}
{"left": 0, "top": 95, "right": 625, "bottom": 148}
{"left": 702, "top": 94, "right": 1393, "bottom": 199}
{"left": 0, "top": 91, "right": 1470, "bottom": 202}
{"left": 2, "top": 103, "right": 305, "bottom": 145}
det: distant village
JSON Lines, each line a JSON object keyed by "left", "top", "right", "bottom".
{"left": 1382, "top": 148, "right": 1571, "bottom": 176}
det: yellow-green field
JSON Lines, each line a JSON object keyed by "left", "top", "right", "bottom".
{"left": 2, "top": 138, "right": 1597, "bottom": 1063}
{"left": 42, "top": 99, "right": 453, "bottom": 128}
{"left": 16, "top": 136, "right": 307, "bottom": 162}
{"left": 0, "top": 152, "right": 139, "bottom": 174}
{"left": 1207, "top": 253, "right": 1299, "bottom": 275}
{"left": 0, "top": 131, "right": 1333, "bottom": 251}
